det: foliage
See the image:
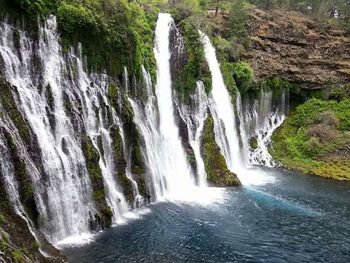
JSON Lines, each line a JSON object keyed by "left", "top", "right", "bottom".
{"left": 220, "top": 62, "right": 238, "bottom": 98}
{"left": 270, "top": 98, "right": 350, "bottom": 180}
{"left": 174, "top": 20, "right": 212, "bottom": 96}
{"left": 0, "top": 214, "right": 6, "bottom": 225}
{"left": 225, "top": 0, "right": 250, "bottom": 46}
{"left": 232, "top": 61, "right": 254, "bottom": 93}
{"left": 1, "top": 0, "right": 56, "bottom": 17}
{"left": 57, "top": 0, "right": 157, "bottom": 78}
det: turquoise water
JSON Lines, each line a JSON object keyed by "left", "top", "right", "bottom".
{"left": 64, "top": 169, "right": 350, "bottom": 262}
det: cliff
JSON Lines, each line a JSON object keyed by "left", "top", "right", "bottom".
{"left": 245, "top": 9, "right": 350, "bottom": 90}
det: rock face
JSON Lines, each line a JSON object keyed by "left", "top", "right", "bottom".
{"left": 201, "top": 115, "right": 241, "bottom": 187}
{"left": 245, "top": 9, "right": 350, "bottom": 90}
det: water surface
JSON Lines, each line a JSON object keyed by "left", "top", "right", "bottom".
{"left": 64, "top": 169, "right": 350, "bottom": 262}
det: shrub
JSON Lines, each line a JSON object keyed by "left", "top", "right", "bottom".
{"left": 304, "top": 136, "right": 324, "bottom": 157}
{"left": 307, "top": 123, "right": 337, "bottom": 143}
{"left": 312, "top": 111, "right": 339, "bottom": 128}
{"left": 232, "top": 61, "right": 254, "bottom": 93}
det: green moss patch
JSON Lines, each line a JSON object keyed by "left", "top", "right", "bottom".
{"left": 201, "top": 115, "right": 241, "bottom": 186}
{"left": 81, "top": 134, "right": 112, "bottom": 228}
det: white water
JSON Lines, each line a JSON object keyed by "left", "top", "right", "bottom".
{"left": 128, "top": 14, "right": 195, "bottom": 200}
{"left": 238, "top": 89, "right": 288, "bottom": 167}
{"left": 200, "top": 31, "right": 276, "bottom": 186}
{"left": 0, "top": 17, "right": 138, "bottom": 243}
{"left": 154, "top": 13, "right": 196, "bottom": 198}
{"left": 128, "top": 14, "right": 226, "bottom": 203}
{"left": 199, "top": 32, "right": 244, "bottom": 173}
{"left": 0, "top": 11, "right": 288, "bottom": 249}
{"left": 177, "top": 81, "right": 208, "bottom": 186}
{"left": 69, "top": 47, "right": 131, "bottom": 225}
{"left": 0, "top": 17, "right": 95, "bottom": 242}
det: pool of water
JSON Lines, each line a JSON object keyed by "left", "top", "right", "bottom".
{"left": 63, "top": 169, "right": 350, "bottom": 262}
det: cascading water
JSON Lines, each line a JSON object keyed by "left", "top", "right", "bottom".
{"left": 200, "top": 31, "right": 277, "bottom": 185}
{"left": 238, "top": 89, "right": 289, "bottom": 167}
{"left": 177, "top": 81, "right": 208, "bottom": 186}
{"left": 0, "top": 17, "right": 95, "bottom": 242}
{"left": 129, "top": 13, "right": 208, "bottom": 201}
{"left": 0, "top": 16, "right": 140, "bottom": 243}
{"left": 199, "top": 31, "right": 245, "bottom": 174}
{"left": 153, "top": 13, "right": 196, "bottom": 198}
{"left": 68, "top": 47, "right": 132, "bottom": 225}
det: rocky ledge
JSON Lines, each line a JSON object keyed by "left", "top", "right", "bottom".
{"left": 245, "top": 9, "right": 350, "bottom": 90}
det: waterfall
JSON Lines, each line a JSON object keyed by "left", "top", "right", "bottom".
{"left": 0, "top": 105, "right": 42, "bottom": 243}
{"left": 199, "top": 31, "right": 245, "bottom": 174}
{"left": 200, "top": 31, "right": 277, "bottom": 185}
{"left": 0, "top": 16, "right": 137, "bottom": 243}
{"left": 177, "top": 81, "right": 208, "bottom": 186}
{"left": 69, "top": 48, "right": 130, "bottom": 224}
{"left": 129, "top": 13, "right": 199, "bottom": 201}
{"left": 0, "top": 17, "right": 95, "bottom": 242}
{"left": 238, "top": 89, "right": 289, "bottom": 167}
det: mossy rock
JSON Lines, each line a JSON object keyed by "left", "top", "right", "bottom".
{"left": 173, "top": 20, "right": 212, "bottom": 98}
{"left": 201, "top": 116, "right": 241, "bottom": 187}
{"left": 107, "top": 82, "right": 148, "bottom": 201}
{"left": 1, "top": 129, "right": 39, "bottom": 227}
{"left": 0, "top": 80, "right": 31, "bottom": 145}
{"left": 81, "top": 134, "right": 112, "bottom": 228}
{"left": 110, "top": 126, "right": 134, "bottom": 207}
{"left": 249, "top": 137, "right": 258, "bottom": 150}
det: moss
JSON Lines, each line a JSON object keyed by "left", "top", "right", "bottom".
{"left": 0, "top": 80, "right": 31, "bottom": 145}
{"left": 12, "top": 249, "right": 25, "bottom": 263}
{"left": 63, "top": 92, "right": 73, "bottom": 114}
{"left": 174, "top": 20, "right": 212, "bottom": 97}
{"left": 56, "top": 0, "right": 157, "bottom": 78}
{"left": 0, "top": 214, "right": 6, "bottom": 225}
{"left": 249, "top": 137, "right": 258, "bottom": 150}
{"left": 110, "top": 126, "right": 134, "bottom": 206}
{"left": 108, "top": 82, "right": 148, "bottom": 200}
{"left": 201, "top": 116, "right": 241, "bottom": 186}
{"left": 270, "top": 98, "right": 350, "bottom": 180}
{"left": 2, "top": 130, "right": 39, "bottom": 227}
{"left": 81, "top": 134, "right": 112, "bottom": 228}
{"left": 221, "top": 61, "right": 238, "bottom": 99}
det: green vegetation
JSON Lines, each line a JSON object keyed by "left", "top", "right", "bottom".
{"left": 57, "top": 0, "right": 157, "bottom": 78}
{"left": 2, "top": 0, "right": 157, "bottom": 78}
{"left": 82, "top": 134, "right": 112, "bottom": 227}
{"left": 174, "top": 20, "right": 212, "bottom": 96}
{"left": 108, "top": 83, "right": 147, "bottom": 200}
{"left": 0, "top": 214, "right": 6, "bottom": 225}
{"left": 0, "top": 80, "right": 31, "bottom": 145}
{"left": 110, "top": 125, "right": 134, "bottom": 206}
{"left": 201, "top": 116, "right": 241, "bottom": 186}
{"left": 270, "top": 98, "right": 350, "bottom": 180}
{"left": 232, "top": 61, "right": 254, "bottom": 93}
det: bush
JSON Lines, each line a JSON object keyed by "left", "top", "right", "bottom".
{"left": 303, "top": 136, "right": 324, "bottom": 157}
{"left": 312, "top": 111, "right": 339, "bottom": 128}
{"left": 232, "top": 61, "right": 254, "bottom": 93}
{"left": 307, "top": 123, "right": 337, "bottom": 143}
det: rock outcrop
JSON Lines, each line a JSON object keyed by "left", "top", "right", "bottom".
{"left": 245, "top": 9, "right": 350, "bottom": 90}
{"left": 201, "top": 115, "right": 241, "bottom": 187}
